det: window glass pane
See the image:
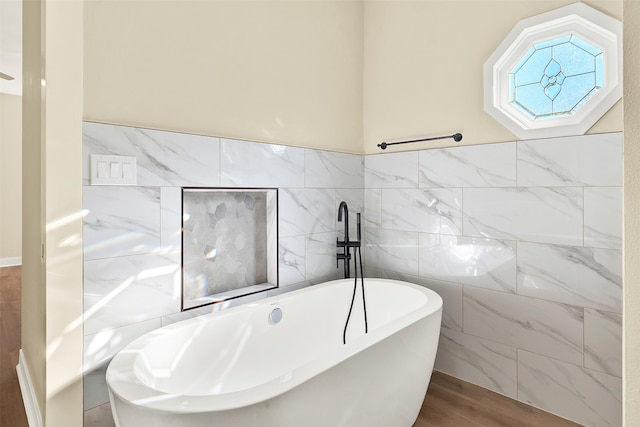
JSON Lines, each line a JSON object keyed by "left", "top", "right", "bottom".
{"left": 513, "top": 83, "right": 553, "bottom": 117}
{"left": 553, "top": 73, "right": 597, "bottom": 112}
{"left": 512, "top": 47, "right": 536, "bottom": 74}
{"left": 513, "top": 47, "right": 552, "bottom": 86}
{"left": 570, "top": 35, "right": 602, "bottom": 56}
{"left": 553, "top": 41, "right": 596, "bottom": 76}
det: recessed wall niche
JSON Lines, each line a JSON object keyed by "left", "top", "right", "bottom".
{"left": 182, "top": 188, "right": 278, "bottom": 310}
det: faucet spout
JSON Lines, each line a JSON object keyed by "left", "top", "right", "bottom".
{"left": 337, "top": 201, "right": 349, "bottom": 243}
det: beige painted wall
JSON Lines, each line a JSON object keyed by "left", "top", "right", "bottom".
{"left": 363, "top": 0, "right": 623, "bottom": 154}
{"left": 623, "top": 1, "right": 640, "bottom": 425}
{"left": 83, "top": 0, "right": 364, "bottom": 154}
{"left": 0, "top": 93, "right": 22, "bottom": 261}
{"left": 22, "top": 0, "right": 84, "bottom": 426}
{"left": 22, "top": 0, "right": 46, "bottom": 414}
{"left": 43, "top": 1, "right": 83, "bottom": 425}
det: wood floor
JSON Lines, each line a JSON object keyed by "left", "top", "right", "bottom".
{"left": 416, "top": 371, "right": 581, "bottom": 427}
{"left": 1, "top": 266, "right": 581, "bottom": 427}
{"left": 1, "top": 266, "right": 28, "bottom": 427}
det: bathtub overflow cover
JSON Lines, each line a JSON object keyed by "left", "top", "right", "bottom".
{"left": 269, "top": 307, "right": 283, "bottom": 324}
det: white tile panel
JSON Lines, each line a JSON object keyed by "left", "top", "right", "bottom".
{"left": 305, "top": 150, "right": 363, "bottom": 188}
{"left": 220, "top": 138, "right": 304, "bottom": 188}
{"left": 279, "top": 188, "right": 335, "bottom": 237}
{"left": 517, "top": 242, "right": 622, "bottom": 312}
{"left": 364, "top": 189, "right": 382, "bottom": 228}
{"left": 84, "top": 254, "right": 180, "bottom": 334}
{"left": 420, "top": 234, "right": 516, "bottom": 293}
{"left": 420, "top": 142, "right": 516, "bottom": 188}
{"left": 279, "top": 236, "right": 306, "bottom": 286}
{"left": 463, "top": 187, "right": 583, "bottom": 246}
{"left": 83, "top": 186, "right": 161, "bottom": 260}
{"left": 463, "top": 287, "right": 583, "bottom": 364}
{"left": 364, "top": 152, "right": 419, "bottom": 188}
{"left": 518, "top": 350, "right": 621, "bottom": 427}
{"left": 584, "top": 309, "right": 622, "bottom": 377}
{"left": 435, "top": 328, "right": 517, "bottom": 398}
{"left": 584, "top": 187, "right": 622, "bottom": 250}
{"left": 517, "top": 133, "right": 622, "bottom": 187}
{"left": 381, "top": 188, "right": 462, "bottom": 235}
{"left": 364, "top": 228, "right": 419, "bottom": 277}
{"left": 306, "top": 232, "right": 341, "bottom": 280}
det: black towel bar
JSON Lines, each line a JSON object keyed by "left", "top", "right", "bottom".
{"left": 378, "top": 133, "right": 463, "bottom": 150}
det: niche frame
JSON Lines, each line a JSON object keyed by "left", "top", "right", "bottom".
{"left": 181, "top": 187, "right": 279, "bottom": 311}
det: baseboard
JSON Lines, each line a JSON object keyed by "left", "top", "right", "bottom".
{"left": 0, "top": 257, "right": 22, "bottom": 267}
{"left": 17, "top": 350, "right": 43, "bottom": 427}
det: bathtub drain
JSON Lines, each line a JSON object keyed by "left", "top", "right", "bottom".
{"left": 269, "top": 307, "right": 283, "bottom": 324}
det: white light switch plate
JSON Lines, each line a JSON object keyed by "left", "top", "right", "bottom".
{"left": 90, "top": 155, "right": 137, "bottom": 185}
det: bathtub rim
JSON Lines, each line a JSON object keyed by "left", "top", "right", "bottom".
{"left": 106, "top": 278, "right": 443, "bottom": 414}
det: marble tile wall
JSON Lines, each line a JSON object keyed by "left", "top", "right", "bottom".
{"left": 364, "top": 132, "right": 623, "bottom": 427}
{"left": 82, "top": 122, "right": 622, "bottom": 427}
{"left": 81, "top": 122, "right": 362, "bottom": 424}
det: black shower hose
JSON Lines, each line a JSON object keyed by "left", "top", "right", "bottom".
{"left": 343, "top": 245, "right": 368, "bottom": 345}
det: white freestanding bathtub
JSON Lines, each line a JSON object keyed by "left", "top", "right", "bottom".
{"left": 106, "top": 278, "right": 443, "bottom": 427}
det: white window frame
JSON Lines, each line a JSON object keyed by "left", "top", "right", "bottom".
{"left": 484, "top": 2, "right": 621, "bottom": 140}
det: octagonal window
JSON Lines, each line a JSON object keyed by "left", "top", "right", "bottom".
{"left": 484, "top": 3, "right": 621, "bottom": 140}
